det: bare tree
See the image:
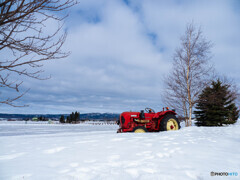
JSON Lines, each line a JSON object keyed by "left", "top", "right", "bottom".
{"left": 162, "top": 23, "right": 213, "bottom": 126}
{"left": 0, "top": 0, "right": 77, "bottom": 106}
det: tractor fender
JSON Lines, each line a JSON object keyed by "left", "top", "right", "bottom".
{"left": 153, "top": 110, "right": 176, "bottom": 119}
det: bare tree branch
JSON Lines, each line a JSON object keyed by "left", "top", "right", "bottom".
{"left": 0, "top": 0, "right": 77, "bottom": 107}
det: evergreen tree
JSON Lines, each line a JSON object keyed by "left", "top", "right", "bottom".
{"left": 194, "top": 79, "right": 239, "bottom": 126}
{"left": 66, "top": 116, "right": 70, "bottom": 123}
{"left": 69, "top": 112, "right": 75, "bottom": 123}
{"left": 59, "top": 115, "right": 65, "bottom": 123}
{"left": 74, "top": 111, "right": 80, "bottom": 123}
{"left": 65, "top": 111, "right": 80, "bottom": 123}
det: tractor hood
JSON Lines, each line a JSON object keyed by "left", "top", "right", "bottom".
{"left": 120, "top": 112, "right": 140, "bottom": 128}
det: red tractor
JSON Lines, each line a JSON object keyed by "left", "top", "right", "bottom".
{"left": 117, "top": 107, "right": 180, "bottom": 133}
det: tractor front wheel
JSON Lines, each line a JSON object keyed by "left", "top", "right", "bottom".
{"left": 133, "top": 126, "right": 148, "bottom": 133}
{"left": 160, "top": 114, "right": 180, "bottom": 131}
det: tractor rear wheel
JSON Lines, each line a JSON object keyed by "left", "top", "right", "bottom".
{"left": 133, "top": 126, "right": 148, "bottom": 133}
{"left": 160, "top": 114, "right": 180, "bottom": 131}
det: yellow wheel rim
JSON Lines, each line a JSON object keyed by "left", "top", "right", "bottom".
{"left": 134, "top": 128, "right": 146, "bottom": 133}
{"left": 167, "top": 119, "right": 179, "bottom": 131}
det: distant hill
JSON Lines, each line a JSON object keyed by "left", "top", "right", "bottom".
{"left": 80, "top": 113, "right": 119, "bottom": 120}
{"left": 0, "top": 113, "right": 120, "bottom": 121}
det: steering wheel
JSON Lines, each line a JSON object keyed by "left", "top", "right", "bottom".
{"left": 145, "top": 107, "right": 155, "bottom": 113}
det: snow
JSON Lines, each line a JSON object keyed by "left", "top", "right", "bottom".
{"left": 0, "top": 121, "right": 239, "bottom": 180}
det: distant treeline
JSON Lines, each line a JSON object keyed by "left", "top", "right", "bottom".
{"left": 0, "top": 113, "right": 120, "bottom": 121}
{"left": 60, "top": 112, "right": 79, "bottom": 123}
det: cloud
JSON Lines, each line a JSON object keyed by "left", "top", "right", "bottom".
{"left": 1, "top": 0, "right": 240, "bottom": 113}
{"left": 130, "top": 0, "right": 240, "bottom": 74}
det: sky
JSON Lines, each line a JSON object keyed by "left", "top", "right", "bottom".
{"left": 1, "top": 0, "right": 240, "bottom": 114}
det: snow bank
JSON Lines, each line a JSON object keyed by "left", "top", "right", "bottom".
{"left": 0, "top": 121, "right": 239, "bottom": 180}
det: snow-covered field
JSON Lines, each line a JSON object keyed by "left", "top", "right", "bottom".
{"left": 0, "top": 121, "right": 239, "bottom": 180}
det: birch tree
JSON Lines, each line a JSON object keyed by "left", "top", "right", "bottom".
{"left": 162, "top": 23, "right": 213, "bottom": 126}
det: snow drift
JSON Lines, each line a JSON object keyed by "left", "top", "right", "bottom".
{"left": 0, "top": 121, "right": 239, "bottom": 180}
